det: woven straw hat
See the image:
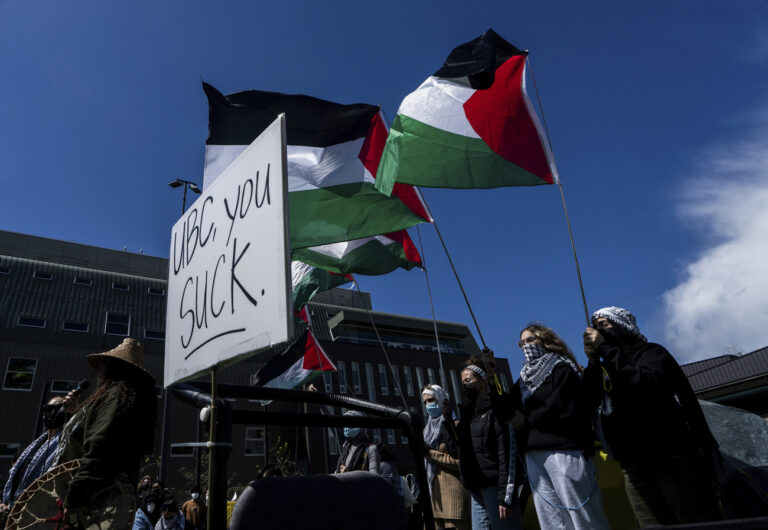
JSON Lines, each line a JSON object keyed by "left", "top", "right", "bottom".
{"left": 87, "top": 338, "right": 154, "bottom": 381}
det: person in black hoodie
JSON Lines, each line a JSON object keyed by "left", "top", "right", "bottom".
{"left": 457, "top": 356, "right": 520, "bottom": 530}
{"left": 515, "top": 324, "right": 609, "bottom": 530}
{"left": 583, "top": 306, "right": 723, "bottom": 527}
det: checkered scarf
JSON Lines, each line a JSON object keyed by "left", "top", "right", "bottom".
{"left": 519, "top": 343, "right": 579, "bottom": 402}
{"left": 592, "top": 306, "right": 647, "bottom": 342}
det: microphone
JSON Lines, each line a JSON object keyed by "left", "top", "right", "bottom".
{"left": 72, "top": 379, "right": 91, "bottom": 396}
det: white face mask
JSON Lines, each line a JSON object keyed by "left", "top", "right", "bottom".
{"left": 191, "top": 493, "right": 200, "bottom": 500}
{"left": 146, "top": 502, "right": 156, "bottom": 514}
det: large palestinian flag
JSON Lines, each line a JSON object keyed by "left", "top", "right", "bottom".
{"left": 203, "top": 83, "right": 430, "bottom": 250}
{"left": 375, "top": 29, "right": 558, "bottom": 195}
{"left": 251, "top": 329, "right": 335, "bottom": 390}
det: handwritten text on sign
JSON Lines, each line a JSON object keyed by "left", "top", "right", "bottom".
{"left": 164, "top": 116, "right": 292, "bottom": 386}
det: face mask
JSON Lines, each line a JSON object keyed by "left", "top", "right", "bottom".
{"left": 425, "top": 402, "right": 442, "bottom": 418}
{"left": 146, "top": 502, "right": 156, "bottom": 514}
{"left": 42, "top": 404, "right": 65, "bottom": 429}
{"left": 462, "top": 383, "right": 479, "bottom": 402}
{"left": 191, "top": 493, "right": 200, "bottom": 500}
{"left": 343, "top": 427, "right": 360, "bottom": 439}
{"left": 598, "top": 327, "right": 617, "bottom": 343}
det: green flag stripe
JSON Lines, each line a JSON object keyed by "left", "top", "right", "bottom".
{"left": 289, "top": 182, "right": 424, "bottom": 250}
{"left": 376, "top": 114, "right": 548, "bottom": 195}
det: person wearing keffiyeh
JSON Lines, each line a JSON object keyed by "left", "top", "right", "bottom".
{"left": 0, "top": 396, "right": 67, "bottom": 513}
{"left": 422, "top": 384, "right": 469, "bottom": 529}
{"left": 583, "top": 306, "right": 723, "bottom": 527}
{"left": 513, "top": 324, "right": 609, "bottom": 530}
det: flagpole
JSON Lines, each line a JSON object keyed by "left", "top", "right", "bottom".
{"left": 351, "top": 279, "right": 410, "bottom": 410}
{"left": 526, "top": 56, "right": 591, "bottom": 326}
{"left": 380, "top": 110, "right": 488, "bottom": 349}
{"left": 415, "top": 225, "right": 448, "bottom": 390}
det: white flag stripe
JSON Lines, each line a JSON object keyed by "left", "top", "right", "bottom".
{"left": 303, "top": 234, "right": 396, "bottom": 260}
{"left": 396, "top": 76, "right": 481, "bottom": 139}
{"left": 204, "top": 139, "right": 370, "bottom": 192}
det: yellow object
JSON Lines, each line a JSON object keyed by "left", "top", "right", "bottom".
{"left": 227, "top": 500, "right": 235, "bottom": 527}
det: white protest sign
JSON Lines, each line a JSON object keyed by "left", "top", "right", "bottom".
{"left": 165, "top": 115, "right": 292, "bottom": 386}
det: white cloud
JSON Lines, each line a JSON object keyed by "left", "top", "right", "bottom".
{"left": 661, "top": 127, "right": 768, "bottom": 362}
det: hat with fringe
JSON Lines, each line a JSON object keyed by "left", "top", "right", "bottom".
{"left": 87, "top": 338, "right": 154, "bottom": 381}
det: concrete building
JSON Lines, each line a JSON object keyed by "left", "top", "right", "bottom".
{"left": 0, "top": 230, "right": 511, "bottom": 490}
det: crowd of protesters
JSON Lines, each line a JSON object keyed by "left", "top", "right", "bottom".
{"left": 0, "top": 306, "right": 732, "bottom": 529}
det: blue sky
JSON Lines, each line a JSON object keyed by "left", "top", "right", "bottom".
{"left": 2, "top": 0, "right": 767, "bottom": 368}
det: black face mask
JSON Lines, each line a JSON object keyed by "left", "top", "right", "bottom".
{"left": 41, "top": 404, "right": 65, "bottom": 429}
{"left": 462, "top": 383, "right": 479, "bottom": 402}
{"left": 598, "top": 327, "right": 622, "bottom": 345}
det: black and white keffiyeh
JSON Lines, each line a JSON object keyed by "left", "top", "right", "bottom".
{"left": 591, "top": 306, "right": 647, "bottom": 342}
{"left": 519, "top": 343, "right": 579, "bottom": 402}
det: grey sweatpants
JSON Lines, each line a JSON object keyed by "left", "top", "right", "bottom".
{"left": 525, "top": 450, "right": 610, "bottom": 530}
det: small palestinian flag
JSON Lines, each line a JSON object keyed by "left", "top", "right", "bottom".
{"left": 291, "top": 260, "right": 351, "bottom": 313}
{"left": 203, "top": 83, "right": 430, "bottom": 250}
{"left": 252, "top": 329, "right": 335, "bottom": 390}
{"left": 376, "top": 29, "right": 557, "bottom": 195}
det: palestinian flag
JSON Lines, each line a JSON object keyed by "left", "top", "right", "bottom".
{"left": 291, "top": 260, "right": 351, "bottom": 313}
{"left": 203, "top": 83, "right": 430, "bottom": 249}
{"left": 376, "top": 29, "right": 558, "bottom": 195}
{"left": 252, "top": 329, "right": 335, "bottom": 390}
{"left": 293, "top": 230, "right": 421, "bottom": 276}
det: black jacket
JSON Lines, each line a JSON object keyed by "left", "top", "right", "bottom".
{"left": 515, "top": 363, "right": 594, "bottom": 452}
{"left": 457, "top": 397, "right": 510, "bottom": 505}
{"left": 582, "top": 339, "right": 717, "bottom": 467}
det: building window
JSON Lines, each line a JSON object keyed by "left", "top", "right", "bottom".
{"left": 111, "top": 282, "right": 130, "bottom": 292}
{"left": 450, "top": 371, "right": 461, "bottom": 407}
{"left": 32, "top": 271, "right": 52, "bottom": 280}
{"left": 401, "top": 434, "right": 408, "bottom": 445}
{"left": 499, "top": 373, "right": 509, "bottom": 393}
{"left": 337, "top": 361, "right": 347, "bottom": 393}
{"left": 372, "top": 429, "right": 381, "bottom": 443}
{"left": 426, "top": 368, "right": 436, "bottom": 387}
{"left": 392, "top": 365, "right": 402, "bottom": 396}
{"left": 350, "top": 362, "right": 361, "bottom": 394}
{"left": 17, "top": 316, "right": 46, "bottom": 328}
{"left": 73, "top": 276, "right": 92, "bottom": 286}
{"left": 3, "top": 357, "right": 37, "bottom": 391}
{"left": 148, "top": 287, "right": 166, "bottom": 296}
{"left": 244, "top": 426, "right": 266, "bottom": 456}
{"left": 415, "top": 367, "right": 425, "bottom": 395}
{"left": 170, "top": 444, "right": 194, "bottom": 457}
{"left": 387, "top": 429, "right": 396, "bottom": 445}
{"left": 62, "top": 321, "right": 89, "bottom": 333}
{"left": 322, "top": 371, "right": 333, "bottom": 393}
{"left": 402, "top": 366, "right": 414, "bottom": 397}
{"left": 144, "top": 329, "right": 165, "bottom": 340}
{"left": 105, "top": 313, "right": 130, "bottom": 336}
{"left": 364, "top": 363, "right": 376, "bottom": 402}
{"left": 51, "top": 380, "right": 80, "bottom": 393}
{"left": 0, "top": 443, "right": 21, "bottom": 458}
{"left": 328, "top": 428, "right": 339, "bottom": 455}
{"left": 378, "top": 364, "right": 389, "bottom": 396}
{"left": 0, "top": 266, "right": 10, "bottom": 275}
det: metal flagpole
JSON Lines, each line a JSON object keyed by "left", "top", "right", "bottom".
{"left": 415, "top": 225, "right": 448, "bottom": 390}
{"left": 525, "top": 55, "right": 591, "bottom": 326}
{"left": 378, "top": 108, "right": 489, "bottom": 348}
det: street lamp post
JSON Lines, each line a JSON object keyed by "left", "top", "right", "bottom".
{"left": 160, "top": 179, "right": 202, "bottom": 484}
{"left": 168, "top": 179, "right": 202, "bottom": 214}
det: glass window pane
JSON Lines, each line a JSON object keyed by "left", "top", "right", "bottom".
{"left": 402, "top": 366, "right": 414, "bottom": 396}
{"left": 365, "top": 363, "right": 376, "bottom": 402}
{"left": 415, "top": 367, "right": 425, "bottom": 395}
{"left": 351, "top": 362, "right": 361, "bottom": 394}
{"left": 378, "top": 364, "right": 389, "bottom": 396}
{"left": 392, "top": 365, "right": 401, "bottom": 396}
{"left": 337, "top": 361, "right": 347, "bottom": 393}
